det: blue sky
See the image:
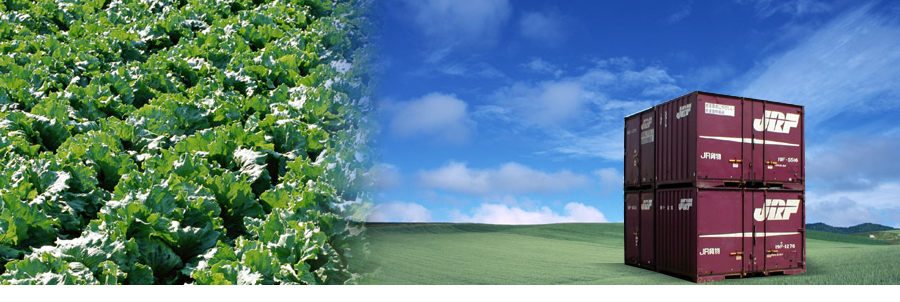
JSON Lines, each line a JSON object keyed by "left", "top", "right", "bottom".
{"left": 366, "top": 0, "right": 900, "bottom": 227}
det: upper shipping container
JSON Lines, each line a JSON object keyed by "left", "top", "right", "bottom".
{"left": 625, "top": 91, "right": 804, "bottom": 190}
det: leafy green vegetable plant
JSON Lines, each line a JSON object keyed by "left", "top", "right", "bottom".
{"left": 0, "top": 0, "right": 374, "bottom": 285}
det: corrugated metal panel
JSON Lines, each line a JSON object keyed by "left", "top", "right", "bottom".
{"left": 640, "top": 190, "right": 655, "bottom": 269}
{"left": 655, "top": 188, "right": 696, "bottom": 279}
{"left": 624, "top": 108, "right": 655, "bottom": 189}
{"left": 624, "top": 191, "right": 640, "bottom": 266}
{"left": 625, "top": 189, "right": 656, "bottom": 270}
{"left": 639, "top": 110, "right": 656, "bottom": 185}
{"left": 624, "top": 113, "right": 642, "bottom": 188}
{"left": 656, "top": 92, "right": 697, "bottom": 186}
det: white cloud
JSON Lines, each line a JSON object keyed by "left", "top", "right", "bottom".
{"left": 808, "top": 132, "right": 900, "bottom": 192}
{"left": 806, "top": 128, "right": 900, "bottom": 226}
{"left": 472, "top": 105, "right": 513, "bottom": 123}
{"left": 807, "top": 197, "right": 880, "bottom": 228}
{"left": 594, "top": 168, "right": 623, "bottom": 193}
{"left": 685, "top": 62, "right": 736, "bottom": 88}
{"left": 810, "top": 182, "right": 900, "bottom": 212}
{"left": 742, "top": 0, "right": 831, "bottom": 18}
{"left": 667, "top": 5, "right": 692, "bottom": 23}
{"left": 403, "top": 0, "right": 511, "bottom": 47}
{"left": 548, "top": 127, "right": 622, "bottom": 161}
{"left": 523, "top": 58, "right": 563, "bottom": 78}
{"left": 389, "top": 93, "right": 474, "bottom": 143}
{"left": 493, "top": 80, "right": 588, "bottom": 127}
{"left": 594, "top": 57, "right": 636, "bottom": 70}
{"left": 440, "top": 62, "right": 504, "bottom": 78}
{"left": 519, "top": 11, "right": 566, "bottom": 45}
{"left": 482, "top": 57, "right": 682, "bottom": 160}
{"left": 620, "top": 66, "right": 681, "bottom": 96}
{"left": 368, "top": 201, "right": 432, "bottom": 222}
{"left": 740, "top": 3, "right": 900, "bottom": 125}
{"left": 451, "top": 202, "right": 608, "bottom": 225}
{"left": 371, "top": 163, "right": 402, "bottom": 191}
{"left": 418, "top": 161, "right": 590, "bottom": 195}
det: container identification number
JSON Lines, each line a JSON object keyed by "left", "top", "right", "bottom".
{"left": 775, "top": 242, "right": 796, "bottom": 249}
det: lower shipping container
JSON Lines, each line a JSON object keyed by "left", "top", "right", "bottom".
{"left": 626, "top": 187, "right": 806, "bottom": 283}
{"left": 624, "top": 190, "right": 655, "bottom": 270}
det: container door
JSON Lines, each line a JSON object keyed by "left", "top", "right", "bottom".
{"left": 760, "top": 191, "right": 805, "bottom": 272}
{"left": 756, "top": 103, "right": 804, "bottom": 186}
{"left": 625, "top": 115, "right": 642, "bottom": 187}
{"left": 744, "top": 190, "right": 766, "bottom": 272}
{"left": 696, "top": 190, "right": 743, "bottom": 277}
{"left": 640, "top": 191, "right": 655, "bottom": 268}
{"left": 744, "top": 100, "right": 766, "bottom": 183}
{"left": 695, "top": 94, "right": 745, "bottom": 184}
{"left": 639, "top": 111, "right": 656, "bottom": 185}
{"left": 625, "top": 192, "right": 641, "bottom": 265}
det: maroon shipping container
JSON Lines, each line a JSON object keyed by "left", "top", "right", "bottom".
{"left": 625, "top": 108, "right": 655, "bottom": 189}
{"left": 624, "top": 190, "right": 655, "bottom": 269}
{"left": 652, "top": 92, "right": 804, "bottom": 189}
{"left": 655, "top": 187, "right": 806, "bottom": 283}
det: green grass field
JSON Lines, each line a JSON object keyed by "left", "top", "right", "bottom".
{"left": 361, "top": 223, "right": 900, "bottom": 285}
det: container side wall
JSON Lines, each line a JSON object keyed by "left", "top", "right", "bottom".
{"left": 656, "top": 93, "right": 697, "bottom": 186}
{"left": 656, "top": 188, "right": 697, "bottom": 279}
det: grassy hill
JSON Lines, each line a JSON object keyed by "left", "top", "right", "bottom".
{"left": 362, "top": 223, "right": 900, "bottom": 285}
{"left": 806, "top": 222, "right": 897, "bottom": 234}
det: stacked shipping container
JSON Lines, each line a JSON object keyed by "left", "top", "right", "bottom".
{"left": 624, "top": 91, "right": 805, "bottom": 283}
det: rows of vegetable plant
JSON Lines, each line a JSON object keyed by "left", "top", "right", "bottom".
{"left": 0, "top": 0, "right": 375, "bottom": 285}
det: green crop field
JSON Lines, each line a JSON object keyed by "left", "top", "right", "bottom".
{"left": 360, "top": 223, "right": 900, "bottom": 285}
